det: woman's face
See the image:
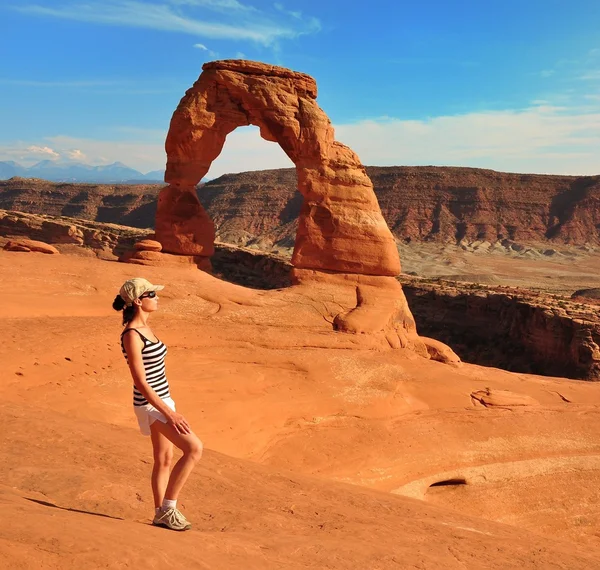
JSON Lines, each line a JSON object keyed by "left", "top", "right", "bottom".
{"left": 138, "top": 291, "right": 159, "bottom": 312}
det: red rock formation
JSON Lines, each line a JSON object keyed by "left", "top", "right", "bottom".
{"left": 4, "top": 239, "right": 59, "bottom": 254}
{"left": 471, "top": 389, "right": 539, "bottom": 408}
{"left": 401, "top": 276, "right": 600, "bottom": 380}
{"left": 160, "top": 60, "right": 399, "bottom": 276}
{"left": 0, "top": 177, "right": 160, "bottom": 228}
{"left": 134, "top": 239, "right": 162, "bottom": 252}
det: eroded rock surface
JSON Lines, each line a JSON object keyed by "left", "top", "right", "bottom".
{"left": 0, "top": 208, "right": 147, "bottom": 259}
{"left": 160, "top": 60, "right": 399, "bottom": 276}
{"left": 401, "top": 276, "right": 600, "bottom": 380}
{"left": 4, "top": 238, "right": 59, "bottom": 254}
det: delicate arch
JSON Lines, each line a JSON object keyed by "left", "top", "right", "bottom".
{"left": 156, "top": 60, "right": 400, "bottom": 276}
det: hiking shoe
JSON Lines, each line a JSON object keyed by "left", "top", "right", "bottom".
{"left": 174, "top": 508, "right": 192, "bottom": 528}
{"left": 153, "top": 507, "right": 192, "bottom": 531}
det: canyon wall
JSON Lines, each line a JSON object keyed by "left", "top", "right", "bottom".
{"left": 399, "top": 278, "right": 600, "bottom": 380}
{"left": 2, "top": 166, "right": 599, "bottom": 245}
{"left": 202, "top": 166, "right": 600, "bottom": 246}
{"left": 0, "top": 177, "right": 160, "bottom": 228}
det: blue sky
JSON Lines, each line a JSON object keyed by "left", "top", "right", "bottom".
{"left": 1, "top": 0, "right": 599, "bottom": 177}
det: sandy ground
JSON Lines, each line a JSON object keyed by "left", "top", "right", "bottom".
{"left": 2, "top": 250, "right": 600, "bottom": 568}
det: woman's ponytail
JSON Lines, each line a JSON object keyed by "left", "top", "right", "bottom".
{"left": 112, "top": 294, "right": 126, "bottom": 311}
{"left": 112, "top": 294, "right": 135, "bottom": 325}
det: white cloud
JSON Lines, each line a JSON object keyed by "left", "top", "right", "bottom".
{"left": 193, "top": 42, "right": 217, "bottom": 56}
{"left": 274, "top": 3, "right": 302, "bottom": 19}
{"left": 170, "top": 0, "right": 256, "bottom": 11}
{"left": 335, "top": 104, "right": 600, "bottom": 175}
{"left": 13, "top": 0, "right": 320, "bottom": 46}
{"left": 65, "top": 149, "right": 87, "bottom": 161}
{"left": 25, "top": 145, "right": 61, "bottom": 159}
{"left": 579, "top": 70, "right": 600, "bottom": 81}
{"left": 205, "top": 126, "right": 293, "bottom": 177}
{"left": 3, "top": 102, "right": 600, "bottom": 176}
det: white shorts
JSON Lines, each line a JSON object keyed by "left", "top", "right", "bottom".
{"left": 133, "top": 397, "right": 176, "bottom": 436}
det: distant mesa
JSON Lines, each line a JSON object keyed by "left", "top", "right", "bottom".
{"left": 2, "top": 165, "right": 600, "bottom": 247}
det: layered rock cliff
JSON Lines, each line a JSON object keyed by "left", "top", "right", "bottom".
{"left": 399, "top": 277, "right": 600, "bottom": 380}
{"left": 3, "top": 166, "right": 599, "bottom": 246}
{"left": 0, "top": 177, "right": 160, "bottom": 228}
{"left": 202, "top": 166, "right": 600, "bottom": 246}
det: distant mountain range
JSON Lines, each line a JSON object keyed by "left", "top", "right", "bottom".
{"left": 0, "top": 160, "right": 165, "bottom": 183}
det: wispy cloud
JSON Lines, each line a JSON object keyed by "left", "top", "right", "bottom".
{"left": 579, "top": 70, "right": 600, "bottom": 81}
{"left": 170, "top": 0, "right": 256, "bottom": 11}
{"left": 193, "top": 42, "right": 217, "bottom": 57}
{"left": 0, "top": 77, "right": 181, "bottom": 95}
{"left": 540, "top": 47, "right": 600, "bottom": 83}
{"left": 0, "top": 79, "right": 121, "bottom": 87}
{"left": 4, "top": 100, "right": 600, "bottom": 177}
{"left": 11, "top": 0, "right": 320, "bottom": 46}
{"left": 65, "top": 149, "right": 87, "bottom": 161}
{"left": 0, "top": 136, "right": 166, "bottom": 172}
{"left": 335, "top": 103, "right": 600, "bottom": 175}
{"left": 26, "top": 145, "right": 60, "bottom": 159}
{"left": 0, "top": 143, "right": 90, "bottom": 165}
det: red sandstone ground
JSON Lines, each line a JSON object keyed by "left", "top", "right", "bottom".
{"left": 2, "top": 251, "right": 600, "bottom": 568}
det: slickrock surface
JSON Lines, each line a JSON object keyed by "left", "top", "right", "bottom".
{"left": 0, "top": 208, "right": 149, "bottom": 259}
{"left": 2, "top": 207, "right": 599, "bottom": 379}
{"left": 3, "top": 252, "right": 600, "bottom": 568}
{"left": 161, "top": 60, "right": 399, "bottom": 275}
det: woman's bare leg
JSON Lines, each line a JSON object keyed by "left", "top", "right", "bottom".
{"left": 149, "top": 419, "right": 203, "bottom": 502}
{"left": 150, "top": 426, "right": 174, "bottom": 508}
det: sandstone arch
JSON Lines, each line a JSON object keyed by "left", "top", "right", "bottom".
{"left": 157, "top": 60, "right": 400, "bottom": 276}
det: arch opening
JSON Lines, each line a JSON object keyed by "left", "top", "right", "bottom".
{"left": 198, "top": 126, "right": 299, "bottom": 254}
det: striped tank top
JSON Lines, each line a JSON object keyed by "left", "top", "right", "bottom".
{"left": 120, "top": 328, "right": 171, "bottom": 407}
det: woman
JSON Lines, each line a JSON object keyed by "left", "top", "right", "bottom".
{"left": 113, "top": 277, "right": 203, "bottom": 531}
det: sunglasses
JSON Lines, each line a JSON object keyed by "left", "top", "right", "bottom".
{"left": 139, "top": 291, "right": 157, "bottom": 299}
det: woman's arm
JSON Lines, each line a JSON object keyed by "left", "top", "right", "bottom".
{"left": 122, "top": 332, "right": 191, "bottom": 434}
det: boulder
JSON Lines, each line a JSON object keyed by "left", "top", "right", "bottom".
{"left": 134, "top": 239, "right": 162, "bottom": 252}
{"left": 420, "top": 337, "right": 462, "bottom": 366}
{"left": 571, "top": 288, "right": 600, "bottom": 300}
{"left": 4, "top": 239, "right": 59, "bottom": 254}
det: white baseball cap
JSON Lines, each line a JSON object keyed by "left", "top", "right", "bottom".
{"left": 119, "top": 277, "right": 164, "bottom": 306}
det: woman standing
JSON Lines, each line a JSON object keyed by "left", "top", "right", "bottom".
{"left": 113, "top": 277, "right": 203, "bottom": 531}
